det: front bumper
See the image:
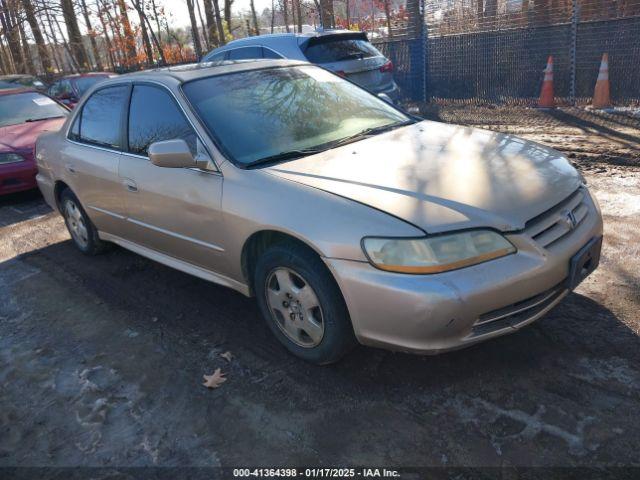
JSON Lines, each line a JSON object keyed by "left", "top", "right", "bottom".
{"left": 0, "top": 159, "right": 38, "bottom": 195}
{"left": 324, "top": 189, "right": 603, "bottom": 354}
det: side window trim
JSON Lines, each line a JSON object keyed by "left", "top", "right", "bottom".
{"left": 66, "top": 83, "right": 132, "bottom": 153}
{"left": 125, "top": 82, "right": 196, "bottom": 157}
{"left": 262, "top": 46, "right": 283, "bottom": 59}
{"left": 124, "top": 81, "right": 219, "bottom": 173}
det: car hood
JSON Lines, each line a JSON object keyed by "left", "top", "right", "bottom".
{"left": 266, "top": 121, "right": 581, "bottom": 233}
{"left": 0, "top": 117, "right": 65, "bottom": 153}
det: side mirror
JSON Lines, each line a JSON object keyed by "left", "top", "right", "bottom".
{"left": 149, "top": 139, "right": 196, "bottom": 168}
{"left": 377, "top": 92, "right": 394, "bottom": 104}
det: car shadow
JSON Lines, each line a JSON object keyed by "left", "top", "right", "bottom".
{"left": 8, "top": 237, "right": 638, "bottom": 391}
{"left": 3, "top": 238, "right": 639, "bottom": 466}
{"left": 0, "top": 189, "right": 52, "bottom": 228}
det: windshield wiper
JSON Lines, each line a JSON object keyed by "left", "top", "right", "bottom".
{"left": 244, "top": 120, "right": 415, "bottom": 169}
{"left": 327, "top": 120, "right": 415, "bottom": 148}
{"left": 24, "top": 115, "right": 65, "bottom": 123}
{"left": 244, "top": 148, "right": 326, "bottom": 168}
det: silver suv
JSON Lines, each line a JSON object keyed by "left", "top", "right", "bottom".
{"left": 201, "top": 30, "right": 400, "bottom": 102}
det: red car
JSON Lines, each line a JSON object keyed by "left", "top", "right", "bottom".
{"left": 47, "top": 72, "right": 117, "bottom": 108}
{"left": 0, "top": 88, "right": 68, "bottom": 195}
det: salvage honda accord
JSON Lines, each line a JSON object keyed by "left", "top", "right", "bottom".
{"left": 35, "top": 60, "right": 603, "bottom": 364}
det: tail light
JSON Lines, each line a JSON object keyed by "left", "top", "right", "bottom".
{"left": 380, "top": 61, "right": 393, "bottom": 73}
{"left": 335, "top": 70, "right": 347, "bottom": 78}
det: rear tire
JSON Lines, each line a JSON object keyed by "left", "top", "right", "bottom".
{"left": 60, "top": 189, "right": 108, "bottom": 256}
{"left": 254, "top": 241, "right": 357, "bottom": 365}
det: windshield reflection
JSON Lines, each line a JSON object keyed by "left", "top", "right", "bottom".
{"left": 183, "top": 66, "right": 409, "bottom": 166}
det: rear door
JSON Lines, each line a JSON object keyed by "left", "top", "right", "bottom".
{"left": 302, "top": 34, "right": 393, "bottom": 92}
{"left": 64, "top": 84, "right": 130, "bottom": 233}
{"left": 118, "top": 83, "right": 226, "bottom": 272}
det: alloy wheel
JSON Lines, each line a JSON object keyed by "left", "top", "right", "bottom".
{"left": 265, "top": 267, "right": 325, "bottom": 348}
{"left": 63, "top": 199, "right": 89, "bottom": 249}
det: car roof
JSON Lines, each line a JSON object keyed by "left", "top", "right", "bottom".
{"left": 61, "top": 72, "right": 115, "bottom": 79}
{"left": 226, "top": 29, "right": 359, "bottom": 46}
{"left": 0, "top": 74, "right": 37, "bottom": 80}
{"left": 109, "top": 59, "right": 308, "bottom": 84}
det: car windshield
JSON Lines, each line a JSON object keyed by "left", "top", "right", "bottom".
{"left": 75, "top": 76, "right": 108, "bottom": 95}
{"left": 1, "top": 76, "right": 45, "bottom": 89}
{"left": 183, "top": 65, "right": 410, "bottom": 166}
{"left": 304, "top": 37, "right": 381, "bottom": 63}
{"left": 0, "top": 92, "right": 68, "bottom": 127}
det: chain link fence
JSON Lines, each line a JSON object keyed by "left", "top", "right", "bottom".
{"left": 374, "top": 0, "right": 640, "bottom": 105}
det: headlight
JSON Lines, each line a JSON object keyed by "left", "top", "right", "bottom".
{"left": 362, "top": 230, "right": 516, "bottom": 274}
{"left": 0, "top": 153, "right": 25, "bottom": 164}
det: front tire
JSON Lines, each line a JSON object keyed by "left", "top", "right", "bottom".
{"left": 254, "top": 242, "right": 357, "bottom": 365}
{"left": 60, "top": 189, "right": 107, "bottom": 255}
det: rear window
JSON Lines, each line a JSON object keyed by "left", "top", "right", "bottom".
{"left": 304, "top": 37, "right": 381, "bottom": 64}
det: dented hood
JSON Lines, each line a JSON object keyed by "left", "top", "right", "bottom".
{"left": 267, "top": 121, "right": 581, "bottom": 233}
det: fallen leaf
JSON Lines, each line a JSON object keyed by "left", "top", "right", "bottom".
{"left": 220, "top": 351, "right": 233, "bottom": 362}
{"left": 202, "top": 368, "right": 227, "bottom": 389}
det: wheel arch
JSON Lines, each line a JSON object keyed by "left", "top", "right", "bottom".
{"left": 53, "top": 180, "right": 72, "bottom": 211}
{"left": 241, "top": 229, "right": 327, "bottom": 296}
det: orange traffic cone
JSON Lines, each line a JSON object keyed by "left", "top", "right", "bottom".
{"left": 592, "top": 53, "right": 611, "bottom": 109}
{"left": 538, "top": 56, "right": 555, "bottom": 108}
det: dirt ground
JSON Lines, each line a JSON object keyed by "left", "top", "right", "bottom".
{"left": 1, "top": 106, "right": 639, "bottom": 476}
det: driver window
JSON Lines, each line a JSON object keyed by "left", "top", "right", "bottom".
{"left": 127, "top": 85, "right": 198, "bottom": 157}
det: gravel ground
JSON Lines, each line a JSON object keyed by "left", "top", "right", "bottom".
{"left": 1, "top": 106, "right": 639, "bottom": 476}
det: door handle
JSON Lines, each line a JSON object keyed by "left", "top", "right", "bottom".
{"left": 123, "top": 179, "right": 138, "bottom": 192}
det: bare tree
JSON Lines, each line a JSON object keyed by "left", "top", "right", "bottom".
{"left": 383, "top": 0, "right": 392, "bottom": 38}
{"left": 281, "top": 0, "right": 289, "bottom": 32}
{"left": 133, "top": 0, "right": 166, "bottom": 64}
{"left": 223, "top": 0, "right": 232, "bottom": 31}
{"left": 116, "top": 0, "right": 137, "bottom": 63}
{"left": 202, "top": 0, "right": 219, "bottom": 47}
{"left": 294, "top": 0, "right": 301, "bottom": 32}
{"left": 129, "top": 0, "right": 154, "bottom": 64}
{"left": 96, "top": 0, "right": 116, "bottom": 69}
{"left": 345, "top": 0, "right": 349, "bottom": 29}
{"left": 186, "top": 0, "right": 203, "bottom": 57}
{"left": 319, "top": 0, "right": 333, "bottom": 28}
{"left": 14, "top": 4, "right": 35, "bottom": 73}
{"left": 149, "top": 0, "right": 162, "bottom": 42}
{"left": 249, "top": 0, "right": 259, "bottom": 34}
{"left": 195, "top": 0, "right": 209, "bottom": 49}
{"left": 79, "top": 0, "right": 103, "bottom": 69}
{"left": 22, "top": 0, "right": 52, "bottom": 73}
{"left": 61, "top": 0, "right": 89, "bottom": 69}
{"left": 270, "top": 0, "right": 274, "bottom": 32}
{"left": 40, "top": 2, "right": 64, "bottom": 71}
{"left": 1, "top": 0, "right": 25, "bottom": 72}
{"left": 53, "top": 10, "right": 81, "bottom": 71}
{"left": 211, "top": 0, "right": 225, "bottom": 45}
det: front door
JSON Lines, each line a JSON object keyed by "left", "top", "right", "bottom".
{"left": 118, "top": 84, "right": 226, "bottom": 273}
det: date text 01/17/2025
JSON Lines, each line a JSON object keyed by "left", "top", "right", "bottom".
{"left": 232, "top": 468, "right": 401, "bottom": 478}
